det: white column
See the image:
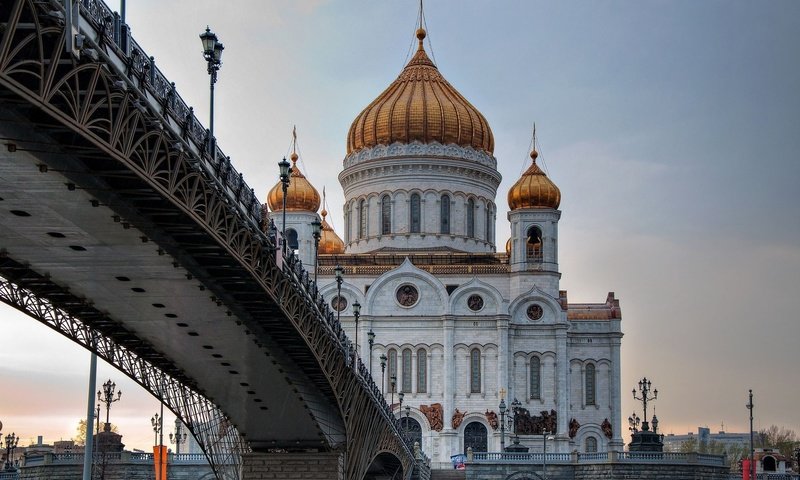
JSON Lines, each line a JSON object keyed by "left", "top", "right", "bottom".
{"left": 610, "top": 335, "right": 624, "bottom": 450}
{"left": 556, "top": 327, "right": 569, "bottom": 452}
{"left": 443, "top": 316, "right": 455, "bottom": 426}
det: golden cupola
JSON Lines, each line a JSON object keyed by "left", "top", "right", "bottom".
{"left": 318, "top": 209, "right": 345, "bottom": 254}
{"left": 347, "top": 28, "right": 494, "bottom": 156}
{"left": 507, "top": 149, "right": 561, "bottom": 210}
{"left": 267, "top": 153, "right": 321, "bottom": 212}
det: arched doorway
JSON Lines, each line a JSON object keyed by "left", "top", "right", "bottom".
{"left": 762, "top": 455, "right": 777, "bottom": 471}
{"left": 400, "top": 416, "right": 422, "bottom": 448}
{"left": 464, "top": 421, "right": 487, "bottom": 453}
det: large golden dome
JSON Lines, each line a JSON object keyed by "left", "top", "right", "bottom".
{"left": 507, "top": 149, "right": 561, "bottom": 210}
{"left": 267, "top": 153, "right": 321, "bottom": 212}
{"left": 347, "top": 28, "right": 494, "bottom": 156}
{"left": 318, "top": 209, "right": 345, "bottom": 254}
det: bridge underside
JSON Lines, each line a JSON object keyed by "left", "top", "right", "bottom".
{"left": 0, "top": 107, "right": 343, "bottom": 450}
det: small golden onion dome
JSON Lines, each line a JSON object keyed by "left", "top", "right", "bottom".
{"left": 507, "top": 149, "right": 561, "bottom": 210}
{"left": 505, "top": 238, "right": 511, "bottom": 254}
{"left": 347, "top": 27, "right": 494, "bottom": 156}
{"left": 266, "top": 154, "right": 321, "bottom": 212}
{"left": 318, "top": 209, "right": 345, "bottom": 254}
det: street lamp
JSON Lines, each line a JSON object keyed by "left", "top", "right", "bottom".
{"left": 352, "top": 301, "right": 361, "bottom": 361}
{"left": 390, "top": 374, "right": 397, "bottom": 406}
{"left": 151, "top": 412, "right": 163, "bottom": 447}
{"left": 398, "top": 391, "right": 404, "bottom": 419}
{"left": 747, "top": 390, "right": 754, "bottom": 480}
{"left": 311, "top": 219, "right": 322, "bottom": 284}
{"left": 2, "top": 432, "right": 19, "bottom": 471}
{"left": 510, "top": 398, "right": 522, "bottom": 446}
{"left": 380, "top": 354, "right": 387, "bottom": 394}
{"left": 97, "top": 379, "right": 122, "bottom": 432}
{"left": 542, "top": 430, "right": 554, "bottom": 480}
{"left": 404, "top": 405, "right": 411, "bottom": 442}
{"left": 278, "top": 157, "right": 291, "bottom": 256}
{"left": 367, "top": 329, "right": 375, "bottom": 375}
{"left": 334, "top": 264, "right": 344, "bottom": 324}
{"left": 169, "top": 419, "right": 188, "bottom": 455}
{"left": 199, "top": 26, "right": 224, "bottom": 158}
{"left": 632, "top": 377, "right": 657, "bottom": 431}
{"left": 499, "top": 398, "right": 507, "bottom": 452}
{"left": 628, "top": 412, "right": 641, "bottom": 434}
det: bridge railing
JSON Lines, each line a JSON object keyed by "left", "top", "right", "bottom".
{"left": 470, "top": 450, "right": 727, "bottom": 467}
{"left": 23, "top": 451, "right": 210, "bottom": 466}
{"left": 277, "top": 231, "right": 415, "bottom": 456}
{"left": 75, "top": 0, "right": 262, "bottom": 227}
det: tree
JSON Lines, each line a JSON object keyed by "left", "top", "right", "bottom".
{"left": 678, "top": 437, "right": 697, "bottom": 453}
{"left": 755, "top": 425, "right": 797, "bottom": 459}
{"left": 74, "top": 419, "right": 118, "bottom": 446}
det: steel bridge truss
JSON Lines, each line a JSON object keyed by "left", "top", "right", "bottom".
{"left": 0, "top": 257, "right": 245, "bottom": 480}
{"left": 0, "top": 0, "right": 418, "bottom": 478}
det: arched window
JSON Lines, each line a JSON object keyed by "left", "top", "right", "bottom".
{"left": 464, "top": 422, "right": 487, "bottom": 453}
{"left": 530, "top": 356, "right": 541, "bottom": 400}
{"left": 763, "top": 456, "right": 777, "bottom": 472}
{"left": 400, "top": 417, "right": 423, "bottom": 448}
{"left": 387, "top": 349, "right": 397, "bottom": 394}
{"left": 585, "top": 363, "right": 596, "bottom": 406}
{"left": 402, "top": 348, "right": 412, "bottom": 393}
{"left": 285, "top": 228, "right": 299, "bottom": 251}
{"left": 467, "top": 198, "right": 475, "bottom": 237}
{"left": 440, "top": 194, "right": 450, "bottom": 234}
{"left": 358, "top": 199, "right": 367, "bottom": 239}
{"left": 417, "top": 349, "right": 427, "bottom": 393}
{"left": 485, "top": 204, "right": 492, "bottom": 241}
{"left": 527, "top": 225, "right": 543, "bottom": 262}
{"left": 381, "top": 194, "right": 391, "bottom": 235}
{"left": 410, "top": 194, "right": 421, "bottom": 233}
{"left": 585, "top": 437, "right": 598, "bottom": 453}
{"left": 470, "top": 348, "right": 481, "bottom": 394}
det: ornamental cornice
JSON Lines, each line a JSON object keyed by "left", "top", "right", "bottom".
{"left": 339, "top": 159, "right": 502, "bottom": 193}
{"left": 343, "top": 141, "right": 498, "bottom": 170}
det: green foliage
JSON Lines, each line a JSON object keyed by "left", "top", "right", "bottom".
{"left": 755, "top": 425, "right": 797, "bottom": 459}
{"left": 73, "top": 419, "right": 118, "bottom": 446}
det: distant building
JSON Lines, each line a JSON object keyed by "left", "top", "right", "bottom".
{"left": 663, "top": 427, "right": 748, "bottom": 452}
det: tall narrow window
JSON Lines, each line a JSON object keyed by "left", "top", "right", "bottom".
{"left": 527, "top": 225, "right": 543, "bottom": 262}
{"left": 417, "top": 349, "right": 427, "bottom": 393}
{"left": 345, "top": 206, "right": 351, "bottom": 243}
{"left": 410, "top": 194, "right": 421, "bottom": 233}
{"left": 286, "top": 228, "right": 299, "bottom": 251}
{"left": 530, "top": 356, "right": 541, "bottom": 399}
{"left": 388, "top": 349, "right": 397, "bottom": 394}
{"left": 381, "top": 195, "right": 391, "bottom": 235}
{"left": 402, "top": 348, "right": 412, "bottom": 393}
{"left": 585, "top": 437, "right": 598, "bottom": 453}
{"left": 440, "top": 194, "right": 450, "bottom": 234}
{"left": 470, "top": 348, "right": 481, "bottom": 394}
{"left": 585, "top": 363, "right": 596, "bottom": 406}
{"left": 467, "top": 198, "right": 475, "bottom": 237}
{"left": 485, "top": 205, "right": 492, "bottom": 241}
{"left": 359, "top": 199, "right": 367, "bottom": 239}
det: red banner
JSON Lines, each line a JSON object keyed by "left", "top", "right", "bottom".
{"left": 742, "top": 458, "right": 750, "bottom": 480}
{"left": 153, "top": 445, "right": 168, "bottom": 480}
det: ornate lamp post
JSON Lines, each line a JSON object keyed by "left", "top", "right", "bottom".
{"left": 629, "top": 377, "right": 662, "bottom": 452}
{"left": 278, "top": 157, "right": 291, "bottom": 255}
{"left": 398, "top": 391, "right": 404, "bottom": 419}
{"left": 97, "top": 379, "right": 122, "bottom": 432}
{"left": 542, "top": 430, "right": 554, "bottom": 479}
{"left": 311, "top": 219, "right": 321, "bottom": 283}
{"left": 3, "top": 432, "right": 19, "bottom": 471}
{"left": 404, "top": 405, "right": 411, "bottom": 442}
{"left": 510, "top": 398, "right": 521, "bottom": 446}
{"left": 199, "top": 27, "right": 224, "bottom": 157}
{"left": 151, "top": 412, "right": 163, "bottom": 447}
{"left": 169, "top": 419, "right": 188, "bottom": 455}
{"left": 499, "top": 397, "right": 507, "bottom": 452}
{"left": 334, "top": 264, "right": 344, "bottom": 324}
{"left": 632, "top": 377, "right": 657, "bottom": 432}
{"left": 367, "top": 329, "right": 375, "bottom": 375}
{"left": 352, "top": 301, "right": 361, "bottom": 361}
{"left": 380, "top": 354, "right": 387, "bottom": 394}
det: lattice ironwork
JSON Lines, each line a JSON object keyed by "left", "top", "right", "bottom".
{"left": 0, "top": 262, "right": 245, "bottom": 480}
{"left": 0, "top": 0, "right": 420, "bottom": 478}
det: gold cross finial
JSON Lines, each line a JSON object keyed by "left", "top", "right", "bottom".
{"left": 500, "top": 388, "right": 506, "bottom": 400}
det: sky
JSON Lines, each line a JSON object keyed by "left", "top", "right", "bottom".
{"left": 1, "top": 0, "right": 799, "bottom": 452}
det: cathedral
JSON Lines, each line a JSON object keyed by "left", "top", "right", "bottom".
{"left": 266, "top": 26, "right": 623, "bottom": 468}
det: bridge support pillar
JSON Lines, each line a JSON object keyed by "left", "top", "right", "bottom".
{"left": 241, "top": 452, "right": 343, "bottom": 480}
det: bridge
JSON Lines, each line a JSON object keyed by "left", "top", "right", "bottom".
{"left": 0, "top": 0, "right": 425, "bottom": 478}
